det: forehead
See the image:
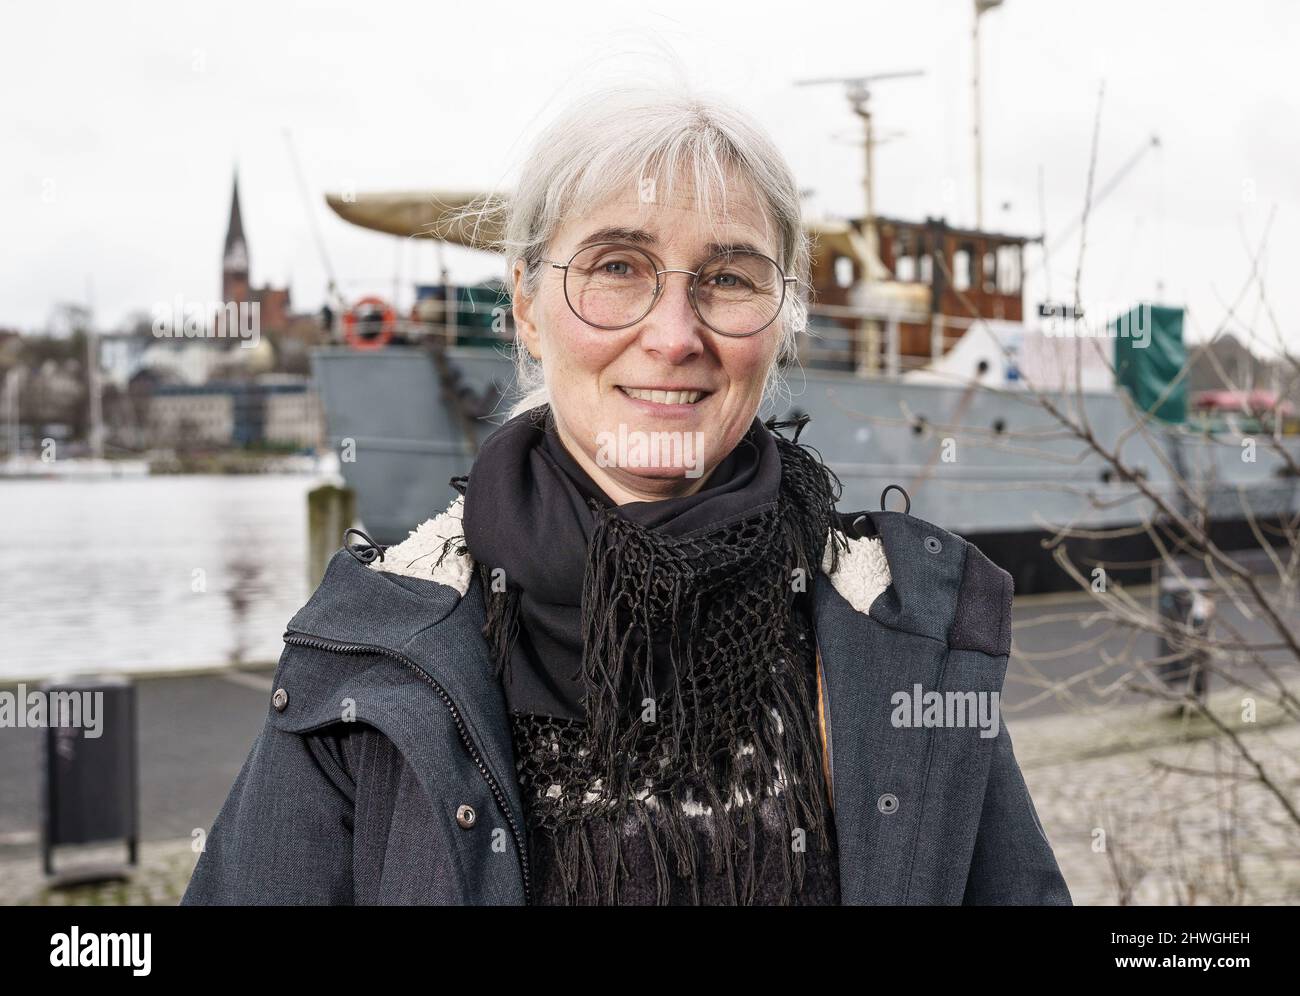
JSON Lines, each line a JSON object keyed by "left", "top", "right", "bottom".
{"left": 552, "top": 172, "right": 778, "bottom": 260}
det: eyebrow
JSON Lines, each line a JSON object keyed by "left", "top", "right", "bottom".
{"left": 574, "top": 226, "right": 770, "bottom": 259}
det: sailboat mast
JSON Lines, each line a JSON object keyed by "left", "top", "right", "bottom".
{"left": 83, "top": 288, "right": 104, "bottom": 461}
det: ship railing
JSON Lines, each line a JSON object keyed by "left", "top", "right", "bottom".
{"left": 801, "top": 303, "right": 978, "bottom": 378}
{"left": 332, "top": 298, "right": 516, "bottom": 349}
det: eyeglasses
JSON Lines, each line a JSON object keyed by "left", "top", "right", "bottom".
{"left": 534, "top": 241, "right": 796, "bottom": 337}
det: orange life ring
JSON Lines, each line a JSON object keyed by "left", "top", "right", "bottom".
{"left": 343, "top": 297, "right": 396, "bottom": 350}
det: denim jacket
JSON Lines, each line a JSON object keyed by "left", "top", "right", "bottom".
{"left": 181, "top": 495, "right": 1071, "bottom": 906}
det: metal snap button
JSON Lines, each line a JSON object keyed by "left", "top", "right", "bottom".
{"left": 272, "top": 688, "right": 289, "bottom": 712}
{"left": 924, "top": 536, "right": 942, "bottom": 554}
{"left": 877, "top": 792, "right": 899, "bottom": 815}
{"left": 455, "top": 804, "right": 477, "bottom": 829}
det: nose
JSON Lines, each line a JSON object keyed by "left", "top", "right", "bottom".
{"left": 639, "top": 270, "right": 706, "bottom": 363}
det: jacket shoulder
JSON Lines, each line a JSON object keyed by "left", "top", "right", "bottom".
{"left": 284, "top": 495, "right": 472, "bottom": 651}
{"left": 823, "top": 507, "right": 1013, "bottom": 657}
{"left": 946, "top": 528, "right": 1014, "bottom": 658}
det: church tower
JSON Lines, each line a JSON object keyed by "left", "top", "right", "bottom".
{"left": 222, "top": 171, "right": 251, "bottom": 304}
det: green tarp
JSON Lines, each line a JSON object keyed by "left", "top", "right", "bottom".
{"left": 1112, "top": 304, "right": 1187, "bottom": 423}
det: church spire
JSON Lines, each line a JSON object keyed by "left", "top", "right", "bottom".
{"left": 223, "top": 169, "right": 248, "bottom": 275}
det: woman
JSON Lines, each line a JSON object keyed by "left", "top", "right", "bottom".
{"left": 182, "top": 84, "right": 1071, "bottom": 906}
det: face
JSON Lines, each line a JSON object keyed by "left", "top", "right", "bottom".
{"left": 511, "top": 175, "right": 783, "bottom": 505}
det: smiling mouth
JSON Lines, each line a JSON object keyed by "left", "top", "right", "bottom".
{"left": 617, "top": 386, "right": 710, "bottom": 405}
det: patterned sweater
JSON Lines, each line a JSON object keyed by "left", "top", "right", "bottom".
{"left": 509, "top": 598, "right": 841, "bottom": 906}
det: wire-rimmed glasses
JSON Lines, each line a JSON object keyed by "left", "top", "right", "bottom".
{"left": 535, "top": 241, "right": 796, "bottom": 337}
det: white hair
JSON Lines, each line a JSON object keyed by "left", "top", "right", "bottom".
{"left": 452, "top": 83, "right": 809, "bottom": 421}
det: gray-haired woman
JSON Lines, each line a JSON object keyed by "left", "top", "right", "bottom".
{"left": 182, "top": 84, "right": 1071, "bottom": 906}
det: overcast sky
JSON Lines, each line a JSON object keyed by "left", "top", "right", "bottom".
{"left": 3, "top": 0, "right": 1297, "bottom": 353}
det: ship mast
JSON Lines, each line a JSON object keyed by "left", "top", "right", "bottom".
{"left": 795, "top": 70, "right": 923, "bottom": 277}
{"left": 972, "top": 0, "right": 1004, "bottom": 230}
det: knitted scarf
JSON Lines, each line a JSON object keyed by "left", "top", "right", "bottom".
{"left": 457, "top": 403, "right": 848, "bottom": 905}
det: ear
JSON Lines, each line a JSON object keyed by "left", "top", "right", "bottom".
{"left": 512, "top": 259, "right": 541, "bottom": 361}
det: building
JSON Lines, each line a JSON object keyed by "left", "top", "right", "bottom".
{"left": 261, "top": 375, "right": 324, "bottom": 449}
{"left": 150, "top": 376, "right": 323, "bottom": 450}
{"left": 222, "top": 172, "right": 292, "bottom": 334}
{"left": 150, "top": 384, "right": 235, "bottom": 448}
{"left": 220, "top": 172, "right": 326, "bottom": 371}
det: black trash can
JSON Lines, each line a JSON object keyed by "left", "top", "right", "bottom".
{"left": 1155, "top": 576, "right": 1215, "bottom": 706}
{"left": 39, "top": 676, "right": 138, "bottom": 878}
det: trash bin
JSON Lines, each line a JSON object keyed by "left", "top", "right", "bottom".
{"left": 1155, "top": 576, "right": 1215, "bottom": 706}
{"left": 39, "top": 676, "right": 138, "bottom": 878}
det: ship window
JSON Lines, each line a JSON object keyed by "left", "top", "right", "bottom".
{"left": 997, "top": 246, "right": 1021, "bottom": 294}
{"left": 834, "top": 255, "right": 854, "bottom": 289}
{"left": 953, "top": 247, "right": 971, "bottom": 291}
{"left": 983, "top": 251, "right": 997, "bottom": 292}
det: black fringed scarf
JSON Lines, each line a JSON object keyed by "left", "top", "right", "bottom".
{"left": 458, "top": 403, "right": 848, "bottom": 905}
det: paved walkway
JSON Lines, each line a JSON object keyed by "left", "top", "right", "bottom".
{"left": 0, "top": 666, "right": 271, "bottom": 907}
{"left": 1016, "top": 706, "right": 1300, "bottom": 905}
{"left": 0, "top": 838, "right": 198, "bottom": 906}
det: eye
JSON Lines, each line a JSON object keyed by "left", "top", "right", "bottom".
{"left": 575, "top": 247, "right": 651, "bottom": 279}
{"left": 707, "top": 270, "right": 753, "bottom": 290}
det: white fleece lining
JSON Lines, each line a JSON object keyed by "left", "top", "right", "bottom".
{"left": 367, "top": 495, "right": 473, "bottom": 595}
{"left": 822, "top": 533, "right": 892, "bottom": 615}
{"left": 370, "top": 495, "right": 892, "bottom": 613}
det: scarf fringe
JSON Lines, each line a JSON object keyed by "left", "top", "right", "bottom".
{"left": 489, "top": 416, "right": 846, "bottom": 904}
{"left": 477, "top": 561, "right": 522, "bottom": 686}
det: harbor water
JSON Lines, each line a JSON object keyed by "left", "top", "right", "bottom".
{"left": 3, "top": 475, "right": 327, "bottom": 681}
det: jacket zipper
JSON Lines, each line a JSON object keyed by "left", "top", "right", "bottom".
{"left": 282, "top": 633, "right": 532, "bottom": 904}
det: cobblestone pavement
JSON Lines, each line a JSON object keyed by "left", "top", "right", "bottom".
{"left": 4, "top": 710, "right": 1296, "bottom": 906}
{"left": 1, "top": 837, "right": 199, "bottom": 906}
{"left": 1014, "top": 702, "right": 1300, "bottom": 906}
